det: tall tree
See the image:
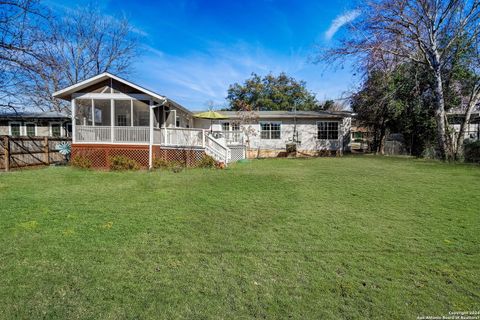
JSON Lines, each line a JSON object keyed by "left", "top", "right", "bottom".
{"left": 20, "top": 4, "right": 139, "bottom": 112}
{"left": 0, "top": 0, "right": 47, "bottom": 112}
{"left": 227, "top": 72, "right": 318, "bottom": 111}
{"left": 321, "top": 0, "right": 480, "bottom": 160}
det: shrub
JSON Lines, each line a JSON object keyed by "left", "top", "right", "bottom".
{"left": 152, "top": 158, "right": 171, "bottom": 170}
{"left": 109, "top": 155, "right": 140, "bottom": 171}
{"left": 464, "top": 140, "right": 480, "bottom": 163}
{"left": 197, "top": 155, "right": 217, "bottom": 168}
{"left": 71, "top": 156, "right": 92, "bottom": 169}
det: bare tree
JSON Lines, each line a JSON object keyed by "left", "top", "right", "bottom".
{"left": 20, "top": 4, "right": 139, "bottom": 112}
{"left": 0, "top": 0, "right": 47, "bottom": 112}
{"left": 320, "top": 0, "right": 480, "bottom": 160}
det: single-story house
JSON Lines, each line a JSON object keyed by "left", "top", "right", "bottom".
{"left": 0, "top": 111, "right": 71, "bottom": 137}
{"left": 52, "top": 72, "right": 353, "bottom": 168}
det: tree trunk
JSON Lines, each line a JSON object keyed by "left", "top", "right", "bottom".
{"left": 378, "top": 125, "right": 386, "bottom": 155}
{"left": 455, "top": 95, "right": 479, "bottom": 160}
{"left": 432, "top": 69, "right": 451, "bottom": 160}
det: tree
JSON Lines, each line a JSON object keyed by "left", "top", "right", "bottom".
{"left": 0, "top": 0, "right": 47, "bottom": 112}
{"left": 321, "top": 0, "right": 480, "bottom": 160}
{"left": 20, "top": 4, "right": 139, "bottom": 112}
{"left": 226, "top": 72, "right": 318, "bottom": 111}
{"left": 351, "top": 70, "right": 399, "bottom": 154}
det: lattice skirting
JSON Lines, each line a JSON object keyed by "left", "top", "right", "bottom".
{"left": 71, "top": 144, "right": 206, "bottom": 169}
{"left": 153, "top": 146, "right": 205, "bottom": 167}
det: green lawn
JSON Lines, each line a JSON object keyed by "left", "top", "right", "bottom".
{"left": 0, "top": 156, "right": 479, "bottom": 319}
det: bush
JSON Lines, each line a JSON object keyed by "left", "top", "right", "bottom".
{"left": 71, "top": 156, "right": 92, "bottom": 169}
{"left": 464, "top": 140, "right": 480, "bottom": 163}
{"left": 152, "top": 158, "right": 171, "bottom": 170}
{"left": 109, "top": 155, "right": 140, "bottom": 171}
{"left": 197, "top": 155, "right": 217, "bottom": 168}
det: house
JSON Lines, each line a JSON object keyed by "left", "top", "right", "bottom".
{"left": 195, "top": 110, "right": 352, "bottom": 158}
{"left": 52, "top": 72, "right": 352, "bottom": 168}
{"left": 0, "top": 111, "right": 71, "bottom": 137}
{"left": 448, "top": 108, "right": 480, "bottom": 142}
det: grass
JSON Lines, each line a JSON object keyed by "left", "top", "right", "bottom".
{"left": 0, "top": 156, "right": 479, "bottom": 319}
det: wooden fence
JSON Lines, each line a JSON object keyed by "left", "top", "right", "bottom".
{"left": 0, "top": 136, "right": 71, "bottom": 171}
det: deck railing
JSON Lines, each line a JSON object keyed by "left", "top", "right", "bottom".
{"left": 205, "top": 133, "right": 230, "bottom": 163}
{"left": 211, "top": 131, "right": 244, "bottom": 145}
{"left": 154, "top": 128, "right": 204, "bottom": 147}
{"left": 76, "top": 125, "right": 208, "bottom": 147}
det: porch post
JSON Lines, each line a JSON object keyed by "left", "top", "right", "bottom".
{"left": 71, "top": 99, "right": 76, "bottom": 143}
{"left": 110, "top": 99, "right": 114, "bottom": 143}
{"left": 148, "top": 99, "right": 154, "bottom": 169}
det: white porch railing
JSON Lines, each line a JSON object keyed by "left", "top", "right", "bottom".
{"left": 205, "top": 133, "right": 230, "bottom": 163}
{"left": 154, "top": 128, "right": 204, "bottom": 147}
{"left": 114, "top": 127, "right": 149, "bottom": 143}
{"left": 75, "top": 125, "right": 149, "bottom": 143}
{"left": 210, "top": 131, "right": 244, "bottom": 145}
{"left": 76, "top": 126, "right": 111, "bottom": 142}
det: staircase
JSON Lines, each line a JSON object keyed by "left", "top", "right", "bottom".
{"left": 204, "top": 133, "right": 231, "bottom": 164}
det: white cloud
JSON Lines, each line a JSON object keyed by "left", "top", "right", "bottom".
{"left": 325, "top": 10, "right": 360, "bottom": 40}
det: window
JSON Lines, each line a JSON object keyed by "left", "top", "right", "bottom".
{"left": 26, "top": 123, "right": 36, "bottom": 136}
{"left": 50, "top": 123, "right": 62, "bottom": 137}
{"left": 9, "top": 122, "right": 21, "bottom": 136}
{"left": 66, "top": 123, "right": 72, "bottom": 137}
{"left": 232, "top": 123, "right": 240, "bottom": 131}
{"left": 317, "top": 121, "right": 339, "bottom": 140}
{"left": 260, "top": 122, "right": 281, "bottom": 139}
{"left": 221, "top": 122, "right": 230, "bottom": 131}
{"left": 176, "top": 116, "right": 181, "bottom": 128}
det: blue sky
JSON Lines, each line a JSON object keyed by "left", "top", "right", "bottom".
{"left": 47, "top": 0, "right": 359, "bottom": 110}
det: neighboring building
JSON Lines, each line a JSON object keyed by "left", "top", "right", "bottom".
{"left": 0, "top": 111, "right": 71, "bottom": 137}
{"left": 52, "top": 72, "right": 353, "bottom": 168}
{"left": 448, "top": 108, "right": 480, "bottom": 142}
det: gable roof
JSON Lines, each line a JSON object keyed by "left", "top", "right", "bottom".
{"left": 52, "top": 73, "right": 192, "bottom": 115}
{"left": 53, "top": 72, "right": 167, "bottom": 101}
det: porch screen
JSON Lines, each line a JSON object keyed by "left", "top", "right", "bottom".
{"left": 133, "top": 100, "right": 149, "bottom": 126}
{"left": 93, "top": 100, "right": 111, "bottom": 126}
{"left": 75, "top": 99, "right": 92, "bottom": 125}
{"left": 114, "top": 100, "right": 131, "bottom": 126}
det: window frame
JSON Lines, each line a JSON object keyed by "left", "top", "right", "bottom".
{"left": 317, "top": 121, "right": 339, "bottom": 140}
{"left": 259, "top": 121, "right": 282, "bottom": 140}
{"left": 25, "top": 122, "right": 37, "bottom": 136}
{"left": 9, "top": 121, "right": 22, "bottom": 136}
{"left": 49, "top": 122, "right": 63, "bottom": 137}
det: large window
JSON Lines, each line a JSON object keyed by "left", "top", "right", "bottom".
{"left": 317, "top": 121, "right": 339, "bottom": 140}
{"left": 9, "top": 122, "right": 21, "bottom": 136}
{"left": 260, "top": 122, "right": 281, "bottom": 139}
{"left": 26, "top": 123, "right": 36, "bottom": 136}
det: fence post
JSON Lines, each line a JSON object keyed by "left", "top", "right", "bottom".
{"left": 4, "top": 136, "right": 10, "bottom": 172}
{"left": 43, "top": 137, "right": 50, "bottom": 165}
